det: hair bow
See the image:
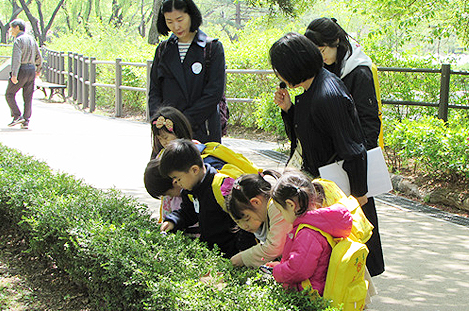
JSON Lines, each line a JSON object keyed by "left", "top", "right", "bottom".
{"left": 153, "top": 116, "right": 174, "bottom": 132}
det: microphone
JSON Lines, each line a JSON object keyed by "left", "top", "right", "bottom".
{"left": 279, "top": 82, "right": 286, "bottom": 89}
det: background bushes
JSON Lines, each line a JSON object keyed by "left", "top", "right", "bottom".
{"left": 41, "top": 15, "right": 469, "bottom": 182}
{"left": 0, "top": 143, "right": 336, "bottom": 311}
{"left": 383, "top": 114, "right": 469, "bottom": 180}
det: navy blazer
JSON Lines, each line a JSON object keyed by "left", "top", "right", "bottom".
{"left": 164, "top": 164, "right": 256, "bottom": 258}
{"left": 148, "top": 30, "right": 225, "bottom": 143}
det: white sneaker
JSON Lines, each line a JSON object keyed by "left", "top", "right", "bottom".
{"left": 8, "top": 117, "right": 25, "bottom": 127}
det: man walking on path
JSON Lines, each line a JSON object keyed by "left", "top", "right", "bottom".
{"left": 5, "top": 19, "right": 42, "bottom": 130}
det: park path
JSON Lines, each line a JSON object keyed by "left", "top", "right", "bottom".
{"left": 1, "top": 80, "right": 469, "bottom": 310}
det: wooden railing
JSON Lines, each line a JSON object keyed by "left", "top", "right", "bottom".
{"left": 37, "top": 47, "right": 469, "bottom": 122}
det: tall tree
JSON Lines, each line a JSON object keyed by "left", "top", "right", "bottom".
{"left": 147, "top": 0, "right": 162, "bottom": 44}
{"left": 18, "top": 0, "right": 65, "bottom": 46}
{"left": 345, "top": 0, "right": 469, "bottom": 49}
{"left": 0, "top": 0, "right": 32, "bottom": 43}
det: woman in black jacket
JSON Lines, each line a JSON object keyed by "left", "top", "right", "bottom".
{"left": 271, "top": 33, "right": 384, "bottom": 277}
{"left": 305, "top": 17, "right": 380, "bottom": 150}
{"left": 148, "top": 0, "right": 225, "bottom": 144}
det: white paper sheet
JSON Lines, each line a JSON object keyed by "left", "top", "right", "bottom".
{"left": 318, "top": 147, "right": 392, "bottom": 197}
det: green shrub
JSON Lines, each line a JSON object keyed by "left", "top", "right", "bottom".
{"left": 0, "top": 143, "right": 336, "bottom": 311}
{"left": 383, "top": 115, "right": 469, "bottom": 179}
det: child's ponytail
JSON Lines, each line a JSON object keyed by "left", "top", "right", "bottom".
{"left": 271, "top": 169, "right": 321, "bottom": 216}
{"left": 227, "top": 170, "right": 281, "bottom": 220}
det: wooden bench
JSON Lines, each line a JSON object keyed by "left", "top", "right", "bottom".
{"left": 35, "top": 80, "right": 66, "bottom": 101}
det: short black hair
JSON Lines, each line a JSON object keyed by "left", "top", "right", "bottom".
{"left": 156, "top": 0, "right": 202, "bottom": 36}
{"left": 10, "top": 19, "right": 26, "bottom": 32}
{"left": 144, "top": 158, "right": 174, "bottom": 199}
{"left": 159, "top": 139, "right": 203, "bottom": 176}
{"left": 304, "top": 17, "right": 353, "bottom": 69}
{"left": 269, "top": 32, "right": 323, "bottom": 86}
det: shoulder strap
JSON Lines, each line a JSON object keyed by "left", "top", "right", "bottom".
{"left": 203, "top": 39, "right": 213, "bottom": 83}
{"left": 157, "top": 40, "right": 169, "bottom": 59}
{"left": 371, "top": 63, "right": 384, "bottom": 149}
{"left": 212, "top": 173, "right": 230, "bottom": 213}
{"left": 295, "top": 223, "right": 338, "bottom": 248}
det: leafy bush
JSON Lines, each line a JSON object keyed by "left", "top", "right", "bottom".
{"left": 0, "top": 143, "right": 336, "bottom": 311}
{"left": 383, "top": 115, "right": 469, "bottom": 179}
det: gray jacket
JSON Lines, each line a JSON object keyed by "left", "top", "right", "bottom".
{"left": 11, "top": 32, "right": 42, "bottom": 77}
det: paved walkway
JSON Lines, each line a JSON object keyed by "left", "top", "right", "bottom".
{"left": 1, "top": 80, "right": 469, "bottom": 310}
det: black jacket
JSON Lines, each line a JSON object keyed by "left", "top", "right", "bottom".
{"left": 148, "top": 30, "right": 225, "bottom": 143}
{"left": 342, "top": 66, "right": 381, "bottom": 149}
{"left": 282, "top": 68, "right": 368, "bottom": 197}
{"left": 164, "top": 164, "right": 255, "bottom": 258}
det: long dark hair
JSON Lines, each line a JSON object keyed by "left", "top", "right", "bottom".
{"left": 227, "top": 170, "right": 281, "bottom": 220}
{"left": 156, "top": 0, "right": 202, "bottom": 36}
{"left": 271, "top": 170, "right": 324, "bottom": 216}
{"left": 150, "top": 106, "right": 192, "bottom": 154}
{"left": 304, "top": 17, "right": 353, "bottom": 75}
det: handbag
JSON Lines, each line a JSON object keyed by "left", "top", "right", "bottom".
{"left": 318, "top": 147, "right": 392, "bottom": 197}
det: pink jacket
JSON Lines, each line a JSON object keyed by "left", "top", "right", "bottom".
{"left": 272, "top": 204, "right": 352, "bottom": 295}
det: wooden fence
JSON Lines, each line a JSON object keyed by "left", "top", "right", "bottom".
{"left": 31, "top": 47, "right": 469, "bottom": 122}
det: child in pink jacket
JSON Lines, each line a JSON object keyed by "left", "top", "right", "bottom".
{"left": 267, "top": 170, "right": 353, "bottom": 296}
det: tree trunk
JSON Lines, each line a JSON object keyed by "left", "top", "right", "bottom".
{"left": 109, "top": 0, "right": 123, "bottom": 28}
{"left": 18, "top": 0, "right": 42, "bottom": 45}
{"left": 61, "top": 2, "right": 72, "bottom": 32}
{"left": 138, "top": 0, "right": 145, "bottom": 37}
{"left": 0, "top": 22, "right": 8, "bottom": 43}
{"left": 18, "top": 0, "right": 65, "bottom": 46}
{"left": 148, "top": 0, "right": 162, "bottom": 45}
{"left": 235, "top": 1, "right": 241, "bottom": 29}
{"left": 83, "top": 0, "right": 93, "bottom": 37}
{"left": 1, "top": 0, "right": 26, "bottom": 43}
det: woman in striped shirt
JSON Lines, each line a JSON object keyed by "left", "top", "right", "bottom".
{"left": 148, "top": 0, "right": 225, "bottom": 145}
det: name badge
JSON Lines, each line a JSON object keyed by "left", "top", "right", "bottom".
{"left": 193, "top": 198, "right": 200, "bottom": 213}
{"left": 192, "top": 62, "right": 202, "bottom": 75}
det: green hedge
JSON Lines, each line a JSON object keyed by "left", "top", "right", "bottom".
{"left": 383, "top": 114, "right": 469, "bottom": 179}
{"left": 0, "top": 143, "right": 336, "bottom": 311}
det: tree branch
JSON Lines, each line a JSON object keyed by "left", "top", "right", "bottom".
{"left": 44, "top": 0, "right": 65, "bottom": 35}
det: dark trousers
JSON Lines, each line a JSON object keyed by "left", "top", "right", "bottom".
{"left": 362, "top": 197, "right": 385, "bottom": 276}
{"left": 6, "top": 65, "right": 36, "bottom": 123}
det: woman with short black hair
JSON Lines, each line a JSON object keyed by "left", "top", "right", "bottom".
{"left": 148, "top": 0, "right": 225, "bottom": 144}
{"left": 271, "top": 33, "right": 367, "bottom": 200}
{"left": 270, "top": 32, "right": 371, "bottom": 262}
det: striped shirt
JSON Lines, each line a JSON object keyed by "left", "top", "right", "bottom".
{"left": 178, "top": 42, "right": 191, "bottom": 62}
{"left": 10, "top": 32, "right": 42, "bottom": 77}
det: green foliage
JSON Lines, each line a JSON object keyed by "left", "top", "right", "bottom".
{"left": 223, "top": 17, "right": 303, "bottom": 131}
{"left": 46, "top": 24, "right": 154, "bottom": 113}
{"left": 0, "top": 143, "right": 336, "bottom": 311}
{"left": 383, "top": 114, "right": 469, "bottom": 179}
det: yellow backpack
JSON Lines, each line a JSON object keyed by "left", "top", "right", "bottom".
{"left": 295, "top": 224, "right": 369, "bottom": 311}
{"left": 201, "top": 142, "right": 262, "bottom": 212}
{"left": 313, "top": 178, "right": 374, "bottom": 244}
